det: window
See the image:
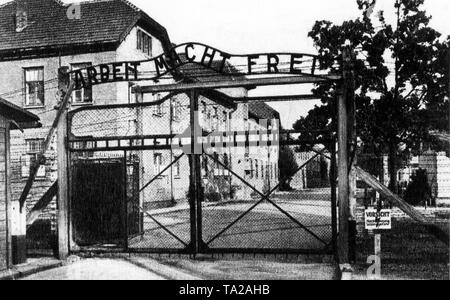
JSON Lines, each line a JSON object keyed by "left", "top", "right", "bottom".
{"left": 137, "top": 29, "right": 142, "bottom": 50}
{"left": 172, "top": 100, "right": 181, "bottom": 121}
{"left": 222, "top": 111, "right": 228, "bottom": 131}
{"left": 202, "top": 156, "right": 209, "bottom": 177}
{"left": 201, "top": 102, "right": 207, "bottom": 127}
{"left": 154, "top": 153, "right": 163, "bottom": 175}
{"left": 71, "top": 63, "right": 93, "bottom": 104}
{"left": 249, "top": 159, "right": 254, "bottom": 179}
{"left": 213, "top": 152, "right": 220, "bottom": 170}
{"left": 153, "top": 94, "right": 164, "bottom": 116}
{"left": 243, "top": 104, "right": 249, "bottom": 121}
{"left": 223, "top": 153, "right": 229, "bottom": 168}
{"left": 137, "top": 29, "right": 152, "bottom": 56}
{"left": 207, "top": 110, "right": 212, "bottom": 130}
{"left": 24, "top": 67, "right": 44, "bottom": 107}
{"left": 27, "top": 139, "right": 44, "bottom": 153}
{"left": 21, "top": 139, "right": 46, "bottom": 178}
{"left": 213, "top": 107, "right": 219, "bottom": 131}
{"left": 174, "top": 160, "right": 181, "bottom": 178}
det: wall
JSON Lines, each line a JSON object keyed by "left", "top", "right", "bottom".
{"left": 0, "top": 24, "right": 168, "bottom": 222}
{"left": 228, "top": 102, "right": 280, "bottom": 199}
{"left": 419, "top": 151, "right": 450, "bottom": 206}
{"left": 0, "top": 51, "right": 117, "bottom": 222}
{"left": 291, "top": 151, "right": 331, "bottom": 190}
{"left": 0, "top": 116, "right": 8, "bottom": 270}
{"left": 116, "top": 26, "right": 167, "bottom": 103}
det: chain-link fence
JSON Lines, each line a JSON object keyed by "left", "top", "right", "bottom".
{"left": 355, "top": 152, "right": 450, "bottom": 280}
{"left": 69, "top": 93, "right": 193, "bottom": 251}
{"left": 67, "top": 92, "right": 338, "bottom": 254}
{"left": 201, "top": 146, "right": 335, "bottom": 252}
{"left": 198, "top": 100, "right": 336, "bottom": 253}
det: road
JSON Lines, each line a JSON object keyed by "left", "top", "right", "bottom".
{"left": 129, "top": 189, "right": 333, "bottom": 250}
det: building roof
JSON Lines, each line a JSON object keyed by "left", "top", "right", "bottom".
{"left": 0, "top": 0, "right": 172, "bottom": 60}
{"left": 176, "top": 54, "right": 244, "bottom": 83}
{"left": 175, "top": 54, "right": 280, "bottom": 120}
{"left": 248, "top": 102, "right": 280, "bottom": 120}
{"left": 0, "top": 97, "right": 41, "bottom": 129}
{"left": 430, "top": 131, "right": 450, "bottom": 143}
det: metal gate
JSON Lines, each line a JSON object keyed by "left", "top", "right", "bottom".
{"left": 67, "top": 90, "right": 337, "bottom": 255}
{"left": 71, "top": 158, "right": 126, "bottom": 247}
{"left": 200, "top": 143, "right": 336, "bottom": 254}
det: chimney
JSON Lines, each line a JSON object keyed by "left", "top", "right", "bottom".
{"left": 15, "top": 0, "right": 28, "bottom": 33}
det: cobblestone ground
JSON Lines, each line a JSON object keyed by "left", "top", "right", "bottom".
{"left": 22, "top": 259, "right": 166, "bottom": 280}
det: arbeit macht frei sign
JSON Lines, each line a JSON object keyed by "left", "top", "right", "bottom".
{"left": 69, "top": 42, "right": 321, "bottom": 90}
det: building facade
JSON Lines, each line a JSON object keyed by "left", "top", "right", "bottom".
{"left": 0, "top": 0, "right": 281, "bottom": 233}
{"left": 0, "top": 98, "right": 40, "bottom": 271}
{"left": 0, "top": 0, "right": 172, "bottom": 219}
{"left": 291, "top": 151, "right": 330, "bottom": 190}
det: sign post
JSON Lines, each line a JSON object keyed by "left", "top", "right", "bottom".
{"left": 365, "top": 209, "right": 392, "bottom": 230}
{"left": 365, "top": 207, "right": 392, "bottom": 280}
{"left": 374, "top": 233, "right": 381, "bottom": 280}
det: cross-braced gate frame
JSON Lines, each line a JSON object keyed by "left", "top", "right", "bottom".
{"left": 66, "top": 86, "right": 338, "bottom": 256}
{"left": 55, "top": 43, "right": 354, "bottom": 262}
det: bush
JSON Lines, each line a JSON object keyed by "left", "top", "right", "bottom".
{"left": 205, "top": 191, "right": 222, "bottom": 202}
{"left": 404, "top": 169, "right": 431, "bottom": 206}
{"left": 230, "top": 185, "right": 240, "bottom": 200}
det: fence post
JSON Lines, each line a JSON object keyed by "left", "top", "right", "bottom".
{"left": 330, "top": 142, "right": 338, "bottom": 257}
{"left": 57, "top": 67, "right": 70, "bottom": 260}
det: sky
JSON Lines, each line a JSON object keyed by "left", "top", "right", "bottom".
{"left": 1, "top": 0, "right": 449, "bottom": 128}
{"left": 130, "top": 0, "right": 450, "bottom": 128}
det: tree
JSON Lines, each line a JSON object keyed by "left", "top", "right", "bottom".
{"left": 279, "top": 145, "right": 299, "bottom": 191}
{"left": 294, "top": 0, "right": 449, "bottom": 193}
{"left": 404, "top": 168, "right": 432, "bottom": 206}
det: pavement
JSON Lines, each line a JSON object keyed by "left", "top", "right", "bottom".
{"left": 2, "top": 190, "right": 339, "bottom": 280}
{"left": 6, "top": 254, "right": 339, "bottom": 280}
{"left": 0, "top": 258, "right": 63, "bottom": 280}
{"left": 22, "top": 258, "right": 168, "bottom": 280}
{"left": 152, "top": 255, "right": 339, "bottom": 280}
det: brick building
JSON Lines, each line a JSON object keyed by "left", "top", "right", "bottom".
{"left": 0, "top": 98, "right": 40, "bottom": 271}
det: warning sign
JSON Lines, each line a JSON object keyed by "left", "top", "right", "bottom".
{"left": 365, "top": 209, "right": 392, "bottom": 230}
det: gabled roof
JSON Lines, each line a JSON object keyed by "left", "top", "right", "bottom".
{"left": 175, "top": 54, "right": 279, "bottom": 119}
{"left": 248, "top": 102, "right": 280, "bottom": 120}
{"left": 0, "top": 97, "right": 41, "bottom": 129}
{"left": 176, "top": 53, "right": 244, "bottom": 83}
{"left": 0, "top": 0, "right": 171, "bottom": 59}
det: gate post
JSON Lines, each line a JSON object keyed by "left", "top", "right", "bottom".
{"left": 337, "top": 85, "right": 349, "bottom": 264}
{"left": 188, "top": 90, "right": 204, "bottom": 254}
{"left": 57, "top": 67, "right": 70, "bottom": 260}
{"left": 337, "top": 46, "right": 355, "bottom": 265}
